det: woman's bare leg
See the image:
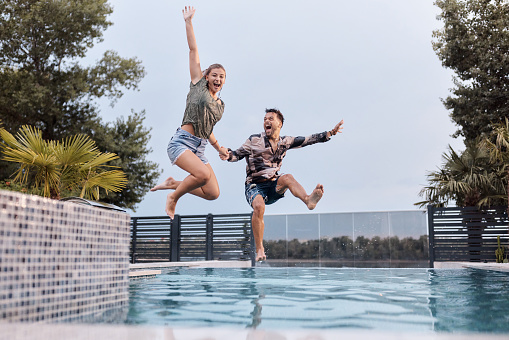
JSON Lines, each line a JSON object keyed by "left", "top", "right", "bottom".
{"left": 165, "top": 150, "right": 220, "bottom": 218}
{"left": 152, "top": 167, "right": 219, "bottom": 200}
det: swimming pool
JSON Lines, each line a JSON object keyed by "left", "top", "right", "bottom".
{"left": 125, "top": 267, "right": 509, "bottom": 334}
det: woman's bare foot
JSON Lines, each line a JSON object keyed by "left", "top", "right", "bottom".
{"left": 165, "top": 193, "right": 177, "bottom": 219}
{"left": 255, "top": 248, "right": 266, "bottom": 261}
{"left": 151, "top": 177, "right": 178, "bottom": 192}
{"left": 306, "top": 184, "right": 324, "bottom": 210}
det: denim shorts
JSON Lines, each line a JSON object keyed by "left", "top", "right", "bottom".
{"left": 167, "top": 128, "right": 208, "bottom": 165}
{"left": 245, "top": 178, "right": 285, "bottom": 207}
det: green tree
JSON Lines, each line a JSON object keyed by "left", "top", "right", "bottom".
{"left": 0, "top": 0, "right": 160, "bottom": 208}
{"left": 483, "top": 118, "right": 509, "bottom": 212}
{"left": 432, "top": 0, "right": 509, "bottom": 141}
{"left": 0, "top": 125, "right": 127, "bottom": 200}
{"left": 88, "top": 111, "right": 161, "bottom": 211}
{"left": 0, "top": 0, "right": 144, "bottom": 138}
{"left": 416, "top": 141, "right": 506, "bottom": 207}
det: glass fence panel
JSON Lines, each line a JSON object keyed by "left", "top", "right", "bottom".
{"left": 262, "top": 210, "right": 428, "bottom": 268}
{"left": 388, "top": 211, "right": 429, "bottom": 268}
{"left": 353, "top": 212, "right": 391, "bottom": 267}
{"left": 264, "top": 215, "right": 288, "bottom": 266}
{"left": 287, "top": 214, "right": 319, "bottom": 266}
{"left": 319, "top": 213, "right": 354, "bottom": 267}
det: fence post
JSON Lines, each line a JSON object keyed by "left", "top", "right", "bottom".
{"left": 206, "top": 214, "right": 214, "bottom": 260}
{"left": 170, "top": 215, "right": 181, "bottom": 262}
{"left": 427, "top": 205, "right": 435, "bottom": 268}
{"left": 131, "top": 217, "right": 138, "bottom": 264}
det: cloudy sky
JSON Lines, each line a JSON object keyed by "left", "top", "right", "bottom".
{"left": 86, "top": 0, "right": 465, "bottom": 217}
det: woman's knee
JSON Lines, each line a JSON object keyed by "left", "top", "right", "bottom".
{"left": 204, "top": 188, "right": 220, "bottom": 201}
{"left": 193, "top": 168, "right": 211, "bottom": 186}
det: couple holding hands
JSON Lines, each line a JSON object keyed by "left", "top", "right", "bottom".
{"left": 151, "top": 7, "right": 344, "bottom": 262}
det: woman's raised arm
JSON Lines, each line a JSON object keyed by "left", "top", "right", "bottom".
{"left": 183, "top": 6, "right": 202, "bottom": 84}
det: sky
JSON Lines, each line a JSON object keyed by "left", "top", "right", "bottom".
{"left": 85, "top": 0, "right": 465, "bottom": 217}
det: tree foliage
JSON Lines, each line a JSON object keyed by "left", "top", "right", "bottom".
{"left": 0, "top": 0, "right": 160, "bottom": 209}
{"left": 416, "top": 141, "right": 506, "bottom": 207}
{"left": 0, "top": 0, "right": 145, "bottom": 139}
{"left": 0, "top": 125, "right": 127, "bottom": 200}
{"left": 88, "top": 111, "right": 161, "bottom": 211}
{"left": 433, "top": 0, "right": 509, "bottom": 141}
{"left": 482, "top": 118, "right": 509, "bottom": 210}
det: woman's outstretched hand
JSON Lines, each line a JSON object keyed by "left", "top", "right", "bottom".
{"left": 183, "top": 6, "right": 195, "bottom": 22}
{"left": 219, "top": 147, "right": 229, "bottom": 160}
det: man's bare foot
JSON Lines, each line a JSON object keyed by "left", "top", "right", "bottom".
{"left": 255, "top": 248, "right": 266, "bottom": 261}
{"left": 306, "top": 184, "right": 324, "bottom": 210}
{"left": 165, "top": 193, "right": 177, "bottom": 219}
{"left": 151, "top": 177, "right": 178, "bottom": 192}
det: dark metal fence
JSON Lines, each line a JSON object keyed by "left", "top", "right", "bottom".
{"left": 428, "top": 205, "right": 509, "bottom": 267}
{"left": 130, "top": 213, "right": 254, "bottom": 265}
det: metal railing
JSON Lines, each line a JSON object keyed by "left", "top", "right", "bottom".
{"left": 427, "top": 205, "right": 509, "bottom": 267}
{"left": 130, "top": 213, "right": 254, "bottom": 265}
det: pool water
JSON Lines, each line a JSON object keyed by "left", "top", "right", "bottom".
{"left": 126, "top": 267, "right": 509, "bottom": 333}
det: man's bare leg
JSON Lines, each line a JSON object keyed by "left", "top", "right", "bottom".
{"left": 251, "top": 195, "right": 266, "bottom": 261}
{"left": 276, "top": 174, "right": 324, "bottom": 210}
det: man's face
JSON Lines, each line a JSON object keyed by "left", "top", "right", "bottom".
{"left": 264, "top": 112, "right": 282, "bottom": 138}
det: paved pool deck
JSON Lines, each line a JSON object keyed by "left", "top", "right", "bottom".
{"left": 1, "top": 323, "right": 509, "bottom": 340}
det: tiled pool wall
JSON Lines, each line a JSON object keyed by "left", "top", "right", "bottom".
{"left": 263, "top": 210, "right": 429, "bottom": 267}
{"left": 0, "top": 190, "right": 131, "bottom": 323}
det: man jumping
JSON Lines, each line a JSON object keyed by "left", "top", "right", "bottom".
{"left": 220, "top": 108, "right": 343, "bottom": 261}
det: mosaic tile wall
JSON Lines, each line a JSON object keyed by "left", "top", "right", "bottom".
{"left": 0, "top": 190, "right": 131, "bottom": 323}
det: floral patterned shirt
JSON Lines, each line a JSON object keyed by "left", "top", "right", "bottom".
{"left": 227, "top": 131, "right": 330, "bottom": 184}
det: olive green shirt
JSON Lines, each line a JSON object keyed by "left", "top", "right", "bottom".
{"left": 181, "top": 77, "right": 225, "bottom": 139}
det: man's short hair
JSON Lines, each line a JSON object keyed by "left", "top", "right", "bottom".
{"left": 265, "top": 108, "right": 284, "bottom": 126}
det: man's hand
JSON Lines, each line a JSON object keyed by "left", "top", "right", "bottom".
{"left": 219, "top": 147, "right": 229, "bottom": 160}
{"left": 328, "top": 120, "right": 344, "bottom": 138}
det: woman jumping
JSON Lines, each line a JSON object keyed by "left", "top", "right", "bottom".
{"left": 151, "top": 6, "right": 228, "bottom": 219}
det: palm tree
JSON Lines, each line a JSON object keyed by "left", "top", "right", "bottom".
{"left": 416, "top": 140, "right": 505, "bottom": 208}
{"left": 417, "top": 140, "right": 507, "bottom": 262}
{"left": 482, "top": 118, "right": 509, "bottom": 214}
{"left": 0, "top": 125, "right": 127, "bottom": 200}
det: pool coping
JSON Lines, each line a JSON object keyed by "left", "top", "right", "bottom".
{"left": 433, "top": 262, "right": 509, "bottom": 272}
{"left": 129, "top": 260, "right": 252, "bottom": 278}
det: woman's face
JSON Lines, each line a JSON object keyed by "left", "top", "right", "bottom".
{"left": 205, "top": 68, "right": 226, "bottom": 94}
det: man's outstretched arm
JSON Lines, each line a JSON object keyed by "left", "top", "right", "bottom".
{"left": 288, "top": 120, "right": 344, "bottom": 149}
